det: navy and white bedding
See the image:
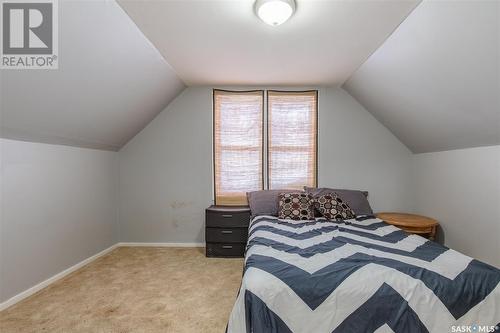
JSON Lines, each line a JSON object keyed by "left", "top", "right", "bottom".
{"left": 227, "top": 215, "right": 500, "bottom": 333}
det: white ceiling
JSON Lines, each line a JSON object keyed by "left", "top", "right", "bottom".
{"left": 118, "top": 0, "right": 420, "bottom": 86}
{"left": 1, "top": 0, "right": 185, "bottom": 151}
{"left": 344, "top": 0, "right": 500, "bottom": 153}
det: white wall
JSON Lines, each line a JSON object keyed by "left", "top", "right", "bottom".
{"left": 413, "top": 146, "right": 500, "bottom": 267}
{"left": 318, "top": 89, "right": 413, "bottom": 212}
{"left": 0, "top": 139, "right": 117, "bottom": 302}
{"left": 118, "top": 87, "right": 414, "bottom": 243}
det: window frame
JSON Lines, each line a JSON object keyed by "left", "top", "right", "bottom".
{"left": 266, "top": 90, "right": 318, "bottom": 190}
{"left": 212, "top": 89, "right": 265, "bottom": 206}
{"left": 212, "top": 89, "right": 318, "bottom": 205}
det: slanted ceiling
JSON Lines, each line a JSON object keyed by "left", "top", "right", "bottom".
{"left": 1, "top": 0, "right": 498, "bottom": 153}
{"left": 1, "top": 0, "right": 185, "bottom": 151}
{"left": 344, "top": 0, "right": 500, "bottom": 153}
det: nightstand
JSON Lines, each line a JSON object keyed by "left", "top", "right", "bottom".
{"left": 205, "top": 205, "right": 251, "bottom": 258}
{"left": 376, "top": 212, "right": 439, "bottom": 240}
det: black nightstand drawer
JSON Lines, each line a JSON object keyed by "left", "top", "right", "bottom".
{"left": 206, "top": 208, "right": 250, "bottom": 228}
{"left": 206, "top": 227, "right": 248, "bottom": 243}
{"left": 205, "top": 206, "right": 250, "bottom": 258}
{"left": 206, "top": 243, "right": 246, "bottom": 258}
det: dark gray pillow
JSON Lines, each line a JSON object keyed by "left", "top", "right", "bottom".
{"left": 304, "top": 186, "right": 373, "bottom": 216}
{"left": 247, "top": 189, "right": 299, "bottom": 218}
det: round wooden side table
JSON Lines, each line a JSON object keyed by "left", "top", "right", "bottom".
{"left": 376, "top": 212, "right": 439, "bottom": 240}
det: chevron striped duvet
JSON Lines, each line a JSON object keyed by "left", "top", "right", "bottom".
{"left": 227, "top": 215, "right": 500, "bottom": 333}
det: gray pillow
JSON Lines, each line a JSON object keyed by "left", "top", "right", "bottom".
{"left": 304, "top": 186, "right": 373, "bottom": 216}
{"left": 247, "top": 189, "right": 299, "bottom": 218}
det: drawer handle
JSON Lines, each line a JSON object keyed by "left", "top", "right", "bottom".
{"left": 221, "top": 230, "right": 233, "bottom": 234}
{"left": 222, "top": 245, "right": 233, "bottom": 249}
{"left": 222, "top": 214, "right": 233, "bottom": 218}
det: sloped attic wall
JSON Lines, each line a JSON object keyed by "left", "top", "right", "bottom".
{"left": 343, "top": 0, "right": 499, "bottom": 153}
{"left": 0, "top": 0, "right": 185, "bottom": 151}
{"left": 118, "top": 87, "right": 414, "bottom": 243}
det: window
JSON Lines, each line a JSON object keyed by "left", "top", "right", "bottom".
{"left": 213, "top": 89, "right": 317, "bottom": 205}
{"left": 267, "top": 91, "right": 317, "bottom": 189}
{"left": 213, "top": 90, "right": 264, "bottom": 205}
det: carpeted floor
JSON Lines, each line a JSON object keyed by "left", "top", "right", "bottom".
{"left": 0, "top": 247, "right": 244, "bottom": 333}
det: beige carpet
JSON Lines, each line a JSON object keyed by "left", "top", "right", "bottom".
{"left": 0, "top": 247, "right": 244, "bottom": 333}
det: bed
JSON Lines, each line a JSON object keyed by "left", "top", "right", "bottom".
{"left": 227, "top": 215, "right": 500, "bottom": 333}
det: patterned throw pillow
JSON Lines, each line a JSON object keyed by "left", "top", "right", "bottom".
{"left": 278, "top": 192, "right": 315, "bottom": 220}
{"left": 313, "top": 193, "right": 355, "bottom": 220}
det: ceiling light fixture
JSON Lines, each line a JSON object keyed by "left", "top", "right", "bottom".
{"left": 255, "top": 0, "right": 295, "bottom": 26}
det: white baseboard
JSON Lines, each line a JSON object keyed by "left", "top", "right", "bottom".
{"left": 118, "top": 242, "right": 205, "bottom": 248}
{"left": 0, "top": 243, "right": 118, "bottom": 311}
{"left": 0, "top": 242, "right": 206, "bottom": 311}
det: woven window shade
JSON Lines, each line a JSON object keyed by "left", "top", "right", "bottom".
{"left": 213, "top": 90, "right": 264, "bottom": 205}
{"left": 268, "top": 90, "right": 318, "bottom": 190}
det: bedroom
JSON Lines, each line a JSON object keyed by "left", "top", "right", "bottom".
{"left": 0, "top": 0, "right": 499, "bottom": 332}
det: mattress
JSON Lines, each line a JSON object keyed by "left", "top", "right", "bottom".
{"left": 227, "top": 215, "right": 500, "bottom": 333}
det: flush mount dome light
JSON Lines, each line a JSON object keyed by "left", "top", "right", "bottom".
{"left": 255, "top": 0, "right": 295, "bottom": 26}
